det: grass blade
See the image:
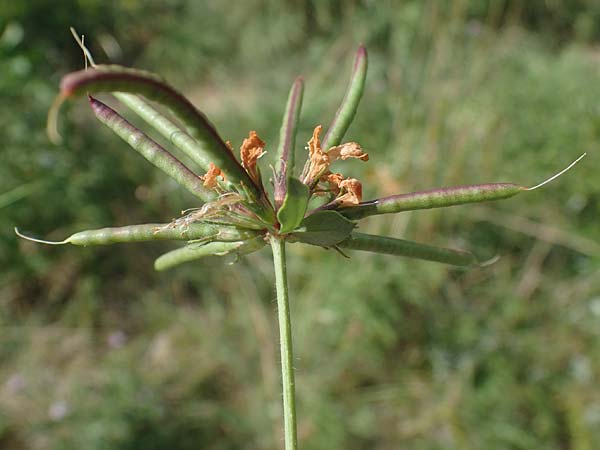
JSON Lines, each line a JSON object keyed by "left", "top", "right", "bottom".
{"left": 0, "top": 181, "right": 43, "bottom": 209}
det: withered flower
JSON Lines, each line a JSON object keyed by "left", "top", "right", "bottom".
{"left": 336, "top": 178, "right": 363, "bottom": 206}
{"left": 301, "top": 125, "right": 368, "bottom": 187}
{"left": 201, "top": 162, "right": 225, "bottom": 188}
{"left": 240, "top": 131, "right": 266, "bottom": 184}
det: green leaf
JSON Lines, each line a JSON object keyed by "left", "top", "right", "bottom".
{"left": 291, "top": 210, "right": 356, "bottom": 247}
{"left": 277, "top": 177, "right": 309, "bottom": 234}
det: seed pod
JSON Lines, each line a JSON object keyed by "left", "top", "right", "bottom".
{"left": 88, "top": 95, "right": 215, "bottom": 202}
{"left": 338, "top": 232, "right": 477, "bottom": 266}
{"left": 71, "top": 223, "right": 258, "bottom": 246}
{"left": 274, "top": 77, "right": 304, "bottom": 208}
{"left": 321, "top": 46, "right": 368, "bottom": 150}
{"left": 154, "top": 236, "right": 266, "bottom": 271}
{"left": 339, "top": 153, "right": 587, "bottom": 220}
{"left": 114, "top": 93, "right": 215, "bottom": 174}
{"left": 340, "top": 183, "right": 524, "bottom": 220}
{"left": 15, "top": 223, "right": 259, "bottom": 247}
{"left": 58, "top": 65, "right": 258, "bottom": 195}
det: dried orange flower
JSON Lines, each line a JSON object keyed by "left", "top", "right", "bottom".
{"left": 302, "top": 125, "right": 329, "bottom": 185}
{"left": 302, "top": 125, "right": 368, "bottom": 186}
{"left": 202, "top": 162, "right": 225, "bottom": 188}
{"left": 240, "top": 131, "right": 266, "bottom": 183}
{"left": 327, "top": 142, "right": 368, "bottom": 162}
{"left": 325, "top": 172, "right": 344, "bottom": 195}
{"left": 336, "top": 178, "right": 363, "bottom": 206}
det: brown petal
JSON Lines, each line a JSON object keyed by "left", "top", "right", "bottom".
{"left": 302, "top": 125, "right": 330, "bottom": 185}
{"left": 202, "top": 162, "right": 225, "bottom": 188}
{"left": 337, "top": 178, "right": 363, "bottom": 206}
{"left": 326, "top": 142, "right": 369, "bottom": 162}
{"left": 240, "top": 131, "right": 266, "bottom": 182}
{"left": 326, "top": 172, "right": 344, "bottom": 195}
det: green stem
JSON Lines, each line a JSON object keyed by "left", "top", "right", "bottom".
{"left": 270, "top": 235, "right": 298, "bottom": 450}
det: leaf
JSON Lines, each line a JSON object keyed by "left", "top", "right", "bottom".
{"left": 277, "top": 177, "right": 309, "bottom": 234}
{"left": 291, "top": 210, "right": 356, "bottom": 247}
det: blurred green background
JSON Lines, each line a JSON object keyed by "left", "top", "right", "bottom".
{"left": 2, "top": 0, "right": 600, "bottom": 449}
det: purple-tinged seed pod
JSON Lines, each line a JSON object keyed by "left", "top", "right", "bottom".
{"left": 58, "top": 65, "right": 259, "bottom": 196}
{"left": 114, "top": 93, "right": 213, "bottom": 172}
{"left": 274, "top": 77, "right": 304, "bottom": 209}
{"left": 88, "top": 95, "right": 215, "bottom": 202}
{"left": 339, "top": 153, "right": 587, "bottom": 220}
{"left": 340, "top": 183, "right": 524, "bottom": 220}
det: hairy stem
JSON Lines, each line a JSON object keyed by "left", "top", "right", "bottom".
{"left": 270, "top": 235, "right": 298, "bottom": 450}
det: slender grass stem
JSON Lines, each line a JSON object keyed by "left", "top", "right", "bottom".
{"left": 270, "top": 235, "right": 298, "bottom": 450}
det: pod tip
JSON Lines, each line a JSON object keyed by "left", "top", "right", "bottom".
{"left": 14, "top": 227, "right": 68, "bottom": 245}
{"left": 70, "top": 26, "right": 97, "bottom": 68}
{"left": 527, "top": 152, "right": 587, "bottom": 191}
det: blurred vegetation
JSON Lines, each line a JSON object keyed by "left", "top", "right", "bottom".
{"left": 1, "top": 0, "right": 600, "bottom": 449}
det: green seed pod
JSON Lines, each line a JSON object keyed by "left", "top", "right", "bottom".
{"left": 88, "top": 95, "right": 216, "bottom": 202}
{"left": 67, "top": 223, "right": 258, "bottom": 246}
{"left": 274, "top": 77, "right": 304, "bottom": 208}
{"left": 15, "top": 223, "right": 259, "bottom": 247}
{"left": 338, "top": 232, "right": 477, "bottom": 266}
{"left": 340, "top": 183, "right": 524, "bottom": 220}
{"left": 58, "top": 65, "right": 259, "bottom": 196}
{"left": 340, "top": 154, "right": 586, "bottom": 220}
{"left": 321, "top": 46, "right": 368, "bottom": 150}
{"left": 154, "top": 236, "right": 266, "bottom": 271}
{"left": 114, "top": 93, "right": 215, "bottom": 174}
{"left": 67, "top": 223, "right": 210, "bottom": 245}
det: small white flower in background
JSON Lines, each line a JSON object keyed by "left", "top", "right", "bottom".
{"left": 49, "top": 400, "right": 69, "bottom": 421}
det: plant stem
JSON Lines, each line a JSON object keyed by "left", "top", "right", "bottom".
{"left": 270, "top": 235, "right": 298, "bottom": 450}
